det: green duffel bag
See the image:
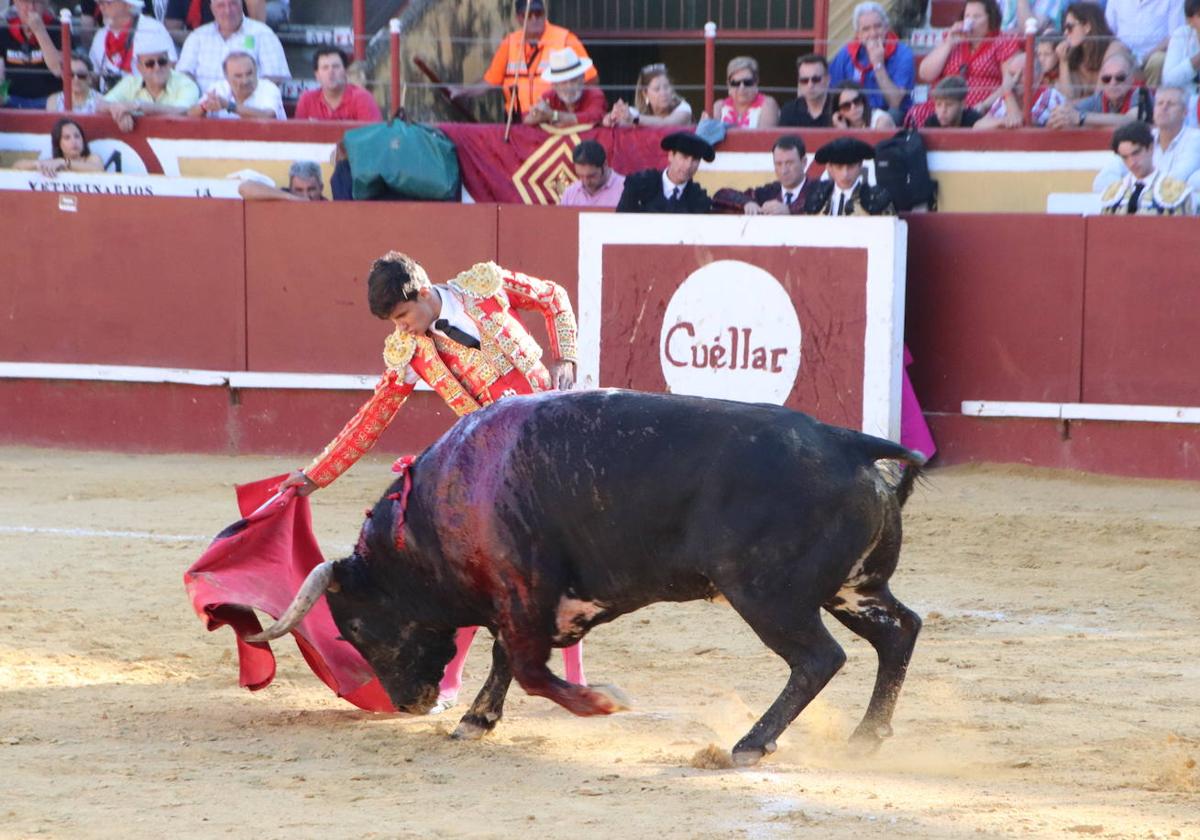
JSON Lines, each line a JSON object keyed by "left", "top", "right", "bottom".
{"left": 343, "top": 119, "right": 461, "bottom": 201}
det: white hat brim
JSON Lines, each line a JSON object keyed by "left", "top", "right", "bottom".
{"left": 542, "top": 56, "right": 593, "bottom": 83}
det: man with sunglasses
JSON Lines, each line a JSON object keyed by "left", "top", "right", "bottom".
{"left": 451, "top": 0, "right": 597, "bottom": 118}
{"left": 779, "top": 54, "right": 834, "bottom": 127}
{"left": 1048, "top": 52, "right": 1150, "bottom": 130}
{"left": 89, "top": 0, "right": 176, "bottom": 91}
{"left": 99, "top": 28, "right": 199, "bottom": 130}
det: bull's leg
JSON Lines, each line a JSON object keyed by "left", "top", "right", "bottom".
{"left": 719, "top": 587, "right": 848, "bottom": 767}
{"left": 824, "top": 584, "right": 921, "bottom": 752}
{"left": 501, "top": 621, "right": 628, "bottom": 717}
{"left": 452, "top": 636, "right": 513, "bottom": 741}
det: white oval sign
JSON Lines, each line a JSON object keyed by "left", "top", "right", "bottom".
{"left": 659, "top": 260, "right": 802, "bottom": 405}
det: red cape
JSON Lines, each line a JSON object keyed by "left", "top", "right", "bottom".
{"left": 183, "top": 474, "right": 395, "bottom": 712}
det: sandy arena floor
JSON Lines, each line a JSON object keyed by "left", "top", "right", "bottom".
{"left": 1, "top": 447, "right": 1197, "bottom": 839}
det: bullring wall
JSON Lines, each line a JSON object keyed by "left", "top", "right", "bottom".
{"left": 2, "top": 191, "right": 1198, "bottom": 480}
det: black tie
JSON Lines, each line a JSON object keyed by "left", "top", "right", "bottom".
{"left": 1126, "top": 181, "right": 1145, "bottom": 214}
{"left": 836, "top": 193, "right": 846, "bottom": 216}
{"left": 434, "top": 319, "right": 481, "bottom": 350}
{"left": 784, "top": 191, "right": 795, "bottom": 206}
{"left": 670, "top": 185, "right": 682, "bottom": 203}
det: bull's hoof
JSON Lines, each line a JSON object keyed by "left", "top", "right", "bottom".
{"left": 451, "top": 717, "right": 493, "bottom": 741}
{"left": 731, "top": 739, "right": 776, "bottom": 767}
{"left": 590, "top": 683, "right": 633, "bottom": 713}
{"left": 847, "top": 722, "right": 892, "bottom": 756}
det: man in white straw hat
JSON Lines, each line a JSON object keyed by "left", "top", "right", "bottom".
{"left": 99, "top": 26, "right": 200, "bottom": 130}
{"left": 524, "top": 46, "right": 606, "bottom": 127}
{"left": 89, "top": 0, "right": 176, "bottom": 90}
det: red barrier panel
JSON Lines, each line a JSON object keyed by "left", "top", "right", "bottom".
{"left": 904, "top": 213, "right": 1087, "bottom": 413}
{"left": 1081, "top": 216, "right": 1200, "bottom": 406}
{"left": 0, "top": 192, "right": 246, "bottom": 370}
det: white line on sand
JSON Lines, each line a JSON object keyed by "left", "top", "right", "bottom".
{"left": 0, "top": 525, "right": 210, "bottom": 543}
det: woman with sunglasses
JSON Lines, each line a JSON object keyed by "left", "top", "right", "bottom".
{"left": 831, "top": 80, "right": 896, "bottom": 130}
{"left": 13, "top": 117, "right": 103, "bottom": 178}
{"left": 1054, "top": 2, "right": 1128, "bottom": 101}
{"left": 906, "top": 0, "right": 1025, "bottom": 127}
{"left": 97, "top": 30, "right": 199, "bottom": 132}
{"left": 604, "top": 63, "right": 692, "bottom": 127}
{"left": 46, "top": 52, "right": 103, "bottom": 114}
{"left": 709, "top": 56, "right": 779, "bottom": 129}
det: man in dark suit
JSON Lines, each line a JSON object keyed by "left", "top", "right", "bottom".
{"left": 804, "top": 136, "right": 895, "bottom": 216}
{"left": 713, "top": 135, "right": 813, "bottom": 215}
{"left": 616, "top": 131, "right": 714, "bottom": 213}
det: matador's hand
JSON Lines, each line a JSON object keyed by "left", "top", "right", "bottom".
{"left": 549, "top": 360, "right": 576, "bottom": 391}
{"left": 278, "top": 470, "right": 318, "bottom": 496}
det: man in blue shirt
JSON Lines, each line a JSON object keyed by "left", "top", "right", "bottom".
{"left": 828, "top": 1, "right": 915, "bottom": 122}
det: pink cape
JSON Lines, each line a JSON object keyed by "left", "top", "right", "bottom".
{"left": 183, "top": 474, "right": 395, "bottom": 712}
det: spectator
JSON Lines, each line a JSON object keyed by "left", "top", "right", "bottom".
{"left": 558, "top": 140, "right": 625, "bottom": 207}
{"left": 923, "top": 75, "right": 984, "bottom": 127}
{"left": 1055, "top": 2, "right": 1128, "bottom": 100}
{"left": 999, "top": 0, "right": 1063, "bottom": 33}
{"left": 187, "top": 49, "right": 284, "bottom": 119}
{"left": 804, "top": 137, "right": 895, "bottom": 216}
{"left": 779, "top": 54, "right": 834, "bottom": 127}
{"left": 712, "top": 134, "right": 813, "bottom": 215}
{"left": 708, "top": 56, "right": 780, "bottom": 128}
{"left": 1094, "top": 87, "right": 1200, "bottom": 192}
{"left": 907, "top": 0, "right": 1024, "bottom": 127}
{"left": 13, "top": 117, "right": 104, "bottom": 177}
{"left": 245, "top": 0, "right": 288, "bottom": 28}
{"left": 1048, "top": 51, "right": 1149, "bottom": 129}
{"left": 452, "top": 0, "right": 597, "bottom": 119}
{"left": 0, "top": 0, "right": 63, "bottom": 109}
{"left": 89, "top": 0, "right": 177, "bottom": 91}
{"left": 1163, "top": 0, "right": 1200, "bottom": 89}
{"left": 831, "top": 80, "right": 897, "bottom": 129}
{"left": 1104, "top": 0, "right": 1185, "bottom": 87}
{"left": 617, "top": 130, "right": 714, "bottom": 213}
{"left": 47, "top": 53, "right": 102, "bottom": 113}
{"left": 1099, "top": 120, "right": 1194, "bottom": 214}
{"left": 295, "top": 46, "right": 381, "bottom": 121}
{"left": 99, "top": 30, "right": 200, "bottom": 130}
{"left": 166, "top": 0, "right": 286, "bottom": 34}
{"left": 603, "top": 62, "right": 692, "bottom": 127}
{"left": 524, "top": 46, "right": 606, "bottom": 127}
{"left": 828, "top": 2, "right": 915, "bottom": 118}
{"left": 975, "top": 36, "right": 1066, "bottom": 127}
{"left": 237, "top": 160, "right": 327, "bottom": 201}
{"left": 176, "top": 0, "right": 290, "bottom": 94}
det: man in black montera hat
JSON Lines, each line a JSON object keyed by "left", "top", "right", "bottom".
{"left": 616, "top": 131, "right": 714, "bottom": 213}
{"left": 804, "top": 136, "right": 895, "bottom": 216}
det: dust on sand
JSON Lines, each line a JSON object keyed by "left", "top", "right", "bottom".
{"left": 1, "top": 450, "right": 1197, "bottom": 839}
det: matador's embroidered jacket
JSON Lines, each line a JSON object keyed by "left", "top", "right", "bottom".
{"left": 1099, "top": 169, "right": 1194, "bottom": 216}
{"left": 305, "top": 261, "right": 578, "bottom": 487}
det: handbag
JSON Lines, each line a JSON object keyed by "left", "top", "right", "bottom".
{"left": 343, "top": 118, "right": 461, "bottom": 201}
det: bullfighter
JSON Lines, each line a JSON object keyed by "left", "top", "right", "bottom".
{"left": 279, "top": 251, "right": 584, "bottom": 712}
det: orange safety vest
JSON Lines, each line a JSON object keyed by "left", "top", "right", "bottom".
{"left": 483, "top": 22, "right": 598, "bottom": 115}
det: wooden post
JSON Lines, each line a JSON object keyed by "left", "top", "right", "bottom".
{"left": 389, "top": 18, "right": 402, "bottom": 118}
{"left": 60, "top": 8, "right": 73, "bottom": 112}
{"left": 704, "top": 21, "right": 716, "bottom": 116}
{"left": 1023, "top": 18, "right": 1037, "bottom": 126}
{"left": 352, "top": 0, "right": 366, "bottom": 62}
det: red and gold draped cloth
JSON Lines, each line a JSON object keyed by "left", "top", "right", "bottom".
{"left": 305, "top": 262, "right": 576, "bottom": 487}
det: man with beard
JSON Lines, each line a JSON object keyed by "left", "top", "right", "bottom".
{"left": 523, "top": 47, "right": 606, "bottom": 127}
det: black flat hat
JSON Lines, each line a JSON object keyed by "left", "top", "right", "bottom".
{"left": 661, "top": 131, "right": 716, "bottom": 163}
{"left": 814, "top": 137, "right": 876, "bottom": 165}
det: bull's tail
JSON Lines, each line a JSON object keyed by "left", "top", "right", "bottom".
{"left": 850, "top": 431, "right": 927, "bottom": 509}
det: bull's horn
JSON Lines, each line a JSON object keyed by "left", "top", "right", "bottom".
{"left": 243, "top": 561, "right": 336, "bottom": 642}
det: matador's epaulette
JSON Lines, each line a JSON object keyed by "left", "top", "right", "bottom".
{"left": 862, "top": 184, "right": 895, "bottom": 215}
{"left": 449, "top": 261, "right": 504, "bottom": 298}
{"left": 1154, "top": 175, "right": 1190, "bottom": 211}
{"left": 383, "top": 329, "right": 417, "bottom": 371}
{"left": 1099, "top": 179, "right": 1126, "bottom": 211}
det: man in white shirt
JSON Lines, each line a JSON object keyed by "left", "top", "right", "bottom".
{"left": 1094, "top": 87, "right": 1200, "bottom": 193}
{"left": 89, "top": 0, "right": 177, "bottom": 90}
{"left": 176, "top": 0, "right": 289, "bottom": 93}
{"left": 187, "top": 50, "right": 285, "bottom": 119}
{"left": 1104, "top": 0, "right": 1186, "bottom": 85}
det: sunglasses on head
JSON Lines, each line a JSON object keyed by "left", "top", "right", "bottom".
{"left": 838, "top": 96, "right": 863, "bottom": 111}
{"left": 642, "top": 62, "right": 666, "bottom": 74}
{"left": 1100, "top": 73, "right": 1127, "bottom": 83}
{"left": 798, "top": 74, "right": 824, "bottom": 84}
{"left": 728, "top": 76, "right": 757, "bottom": 87}
{"left": 141, "top": 56, "right": 170, "bottom": 68}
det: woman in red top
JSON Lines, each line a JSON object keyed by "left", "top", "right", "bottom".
{"left": 907, "top": 0, "right": 1024, "bottom": 127}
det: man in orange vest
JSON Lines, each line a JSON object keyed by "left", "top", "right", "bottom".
{"left": 450, "top": 0, "right": 597, "bottom": 118}
{"left": 279, "top": 251, "right": 582, "bottom": 714}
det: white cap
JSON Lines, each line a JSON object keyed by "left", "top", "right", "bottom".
{"left": 132, "top": 29, "right": 174, "bottom": 58}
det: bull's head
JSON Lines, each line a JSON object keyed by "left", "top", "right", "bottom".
{"left": 245, "top": 555, "right": 456, "bottom": 715}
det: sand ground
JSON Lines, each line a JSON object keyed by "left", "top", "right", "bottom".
{"left": 1, "top": 448, "right": 1197, "bottom": 839}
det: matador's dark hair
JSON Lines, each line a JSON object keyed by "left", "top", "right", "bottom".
{"left": 366, "top": 251, "right": 431, "bottom": 318}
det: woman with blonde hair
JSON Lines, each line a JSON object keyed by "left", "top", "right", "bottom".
{"left": 710, "top": 55, "right": 780, "bottom": 128}
{"left": 603, "top": 62, "right": 692, "bottom": 127}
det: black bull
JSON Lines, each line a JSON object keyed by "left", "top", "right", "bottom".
{"left": 254, "top": 389, "right": 924, "bottom": 765}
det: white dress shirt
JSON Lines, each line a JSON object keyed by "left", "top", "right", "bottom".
{"left": 401, "top": 286, "right": 482, "bottom": 384}
{"left": 1162, "top": 23, "right": 1200, "bottom": 88}
{"left": 1104, "top": 0, "right": 1186, "bottom": 64}
{"left": 661, "top": 169, "right": 687, "bottom": 201}
{"left": 828, "top": 180, "right": 858, "bottom": 215}
{"left": 205, "top": 78, "right": 287, "bottom": 120}
{"left": 176, "top": 17, "right": 291, "bottom": 94}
